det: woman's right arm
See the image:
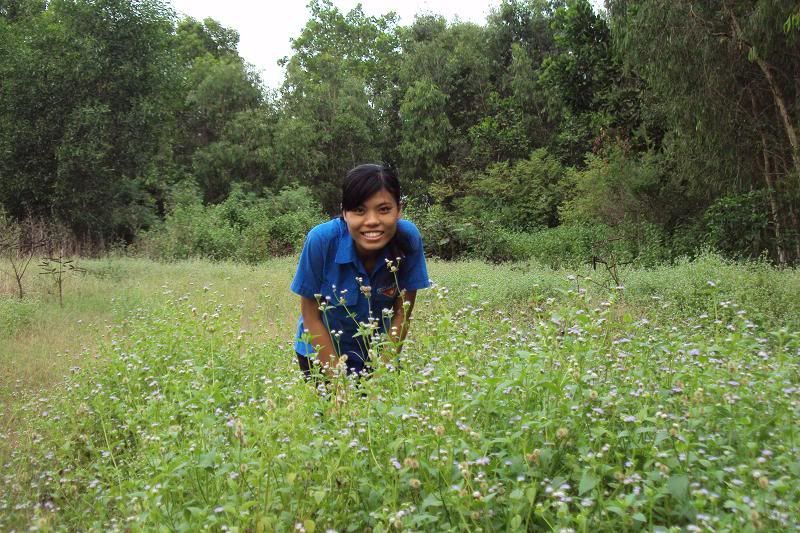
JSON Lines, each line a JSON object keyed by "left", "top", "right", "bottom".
{"left": 300, "top": 296, "right": 337, "bottom": 375}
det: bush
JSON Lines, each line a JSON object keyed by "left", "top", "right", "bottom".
{"left": 408, "top": 199, "right": 671, "bottom": 266}
{"left": 560, "top": 147, "right": 663, "bottom": 227}
{"left": 458, "top": 148, "right": 569, "bottom": 231}
{"left": 703, "top": 190, "right": 770, "bottom": 259}
{"left": 238, "top": 208, "right": 325, "bottom": 263}
{"left": 135, "top": 184, "right": 325, "bottom": 262}
{"left": 405, "top": 204, "right": 516, "bottom": 262}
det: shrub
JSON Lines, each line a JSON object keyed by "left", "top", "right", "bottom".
{"left": 405, "top": 204, "right": 515, "bottom": 262}
{"left": 458, "top": 148, "right": 569, "bottom": 231}
{"left": 703, "top": 190, "right": 770, "bottom": 259}
{"left": 560, "top": 147, "right": 663, "bottom": 227}
{"left": 135, "top": 185, "right": 325, "bottom": 262}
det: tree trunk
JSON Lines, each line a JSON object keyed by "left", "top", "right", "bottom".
{"left": 761, "top": 144, "right": 787, "bottom": 265}
{"left": 778, "top": 157, "right": 800, "bottom": 263}
{"left": 749, "top": 89, "right": 787, "bottom": 265}
{"left": 726, "top": 3, "right": 800, "bottom": 179}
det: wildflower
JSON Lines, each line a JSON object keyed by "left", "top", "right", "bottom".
{"left": 750, "top": 510, "right": 762, "bottom": 528}
{"left": 234, "top": 419, "right": 245, "bottom": 446}
{"left": 403, "top": 457, "right": 419, "bottom": 470}
{"left": 526, "top": 450, "right": 541, "bottom": 464}
{"left": 434, "top": 425, "right": 445, "bottom": 437}
{"left": 556, "top": 427, "right": 569, "bottom": 440}
{"left": 758, "top": 476, "right": 769, "bottom": 489}
{"left": 409, "top": 478, "right": 421, "bottom": 490}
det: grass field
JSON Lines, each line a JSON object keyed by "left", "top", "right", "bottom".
{"left": 1, "top": 253, "right": 799, "bottom": 530}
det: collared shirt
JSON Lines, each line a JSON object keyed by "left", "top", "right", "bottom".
{"left": 291, "top": 218, "right": 430, "bottom": 370}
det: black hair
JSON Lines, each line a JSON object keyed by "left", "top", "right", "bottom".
{"left": 341, "top": 163, "right": 410, "bottom": 264}
{"left": 341, "top": 163, "right": 401, "bottom": 212}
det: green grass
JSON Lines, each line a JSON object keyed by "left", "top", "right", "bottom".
{"left": 1, "top": 253, "right": 798, "bottom": 530}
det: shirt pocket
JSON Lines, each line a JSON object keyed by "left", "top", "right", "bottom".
{"left": 372, "top": 282, "right": 399, "bottom": 329}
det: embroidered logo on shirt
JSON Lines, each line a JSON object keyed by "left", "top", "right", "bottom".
{"left": 379, "top": 285, "right": 397, "bottom": 298}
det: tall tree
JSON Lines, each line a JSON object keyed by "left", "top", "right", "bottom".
{"left": 276, "top": 0, "right": 400, "bottom": 210}
{"left": 0, "top": 0, "right": 179, "bottom": 242}
{"left": 171, "top": 16, "right": 272, "bottom": 203}
{"left": 610, "top": 0, "right": 800, "bottom": 262}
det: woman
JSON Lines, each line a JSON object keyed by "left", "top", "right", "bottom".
{"left": 290, "top": 164, "right": 430, "bottom": 377}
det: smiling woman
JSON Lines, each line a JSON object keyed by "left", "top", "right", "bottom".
{"left": 289, "top": 164, "right": 430, "bottom": 378}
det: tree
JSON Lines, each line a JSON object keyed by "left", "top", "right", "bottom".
{"left": 398, "top": 80, "right": 452, "bottom": 184}
{"left": 275, "top": 0, "right": 400, "bottom": 210}
{"left": 609, "top": 0, "right": 800, "bottom": 263}
{"left": 0, "top": 0, "right": 179, "bottom": 242}
{"left": 459, "top": 148, "right": 569, "bottom": 230}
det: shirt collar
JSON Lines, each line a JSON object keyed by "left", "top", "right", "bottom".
{"left": 334, "top": 218, "right": 358, "bottom": 265}
{"left": 335, "top": 235, "right": 359, "bottom": 265}
{"left": 334, "top": 218, "right": 392, "bottom": 271}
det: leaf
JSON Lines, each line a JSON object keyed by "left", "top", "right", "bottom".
{"left": 633, "top": 512, "right": 647, "bottom": 522}
{"left": 510, "top": 515, "right": 522, "bottom": 529}
{"left": 421, "top": 494, "right": 442, "bottom": 509}
{"left": 579, "top": 471, "right": 599, "bottom": 495}
{"left": 303, "top": 519, "right": 316, "bottom": 533}
{"left": 510, "top": 488, "right": 524, "bottom": 500}
{"left": 197, "top": 452, "right": 216, "bottom": 469}
{"left": 606, "top": 505, "right": 625, "bottom": 517}
{"left": 667, "top": 474, "right": 689, "bottom": 500}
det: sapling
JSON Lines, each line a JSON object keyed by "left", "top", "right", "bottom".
{"left": 39, "top": 249, "right": 86, "bottom": 307}
{"left": 588, "top": 236, "right": 632, "bottom": 290}
{"left": 0, "top": 221, "right": 45, "bottom": 299}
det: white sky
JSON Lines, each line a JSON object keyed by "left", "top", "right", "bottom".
{"left": 170, "top": 1, "right": 604, "bottom": 90}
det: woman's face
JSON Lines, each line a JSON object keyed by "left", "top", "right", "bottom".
{"left": 342, "top": 188, "right": 401, "bottom": 260}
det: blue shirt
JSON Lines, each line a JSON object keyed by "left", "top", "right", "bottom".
{"left": 291, "top": 218, "right": 430, "bottom": 371}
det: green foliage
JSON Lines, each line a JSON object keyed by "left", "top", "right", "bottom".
{"left": 0, "top": 297, "right": 38, "bottom": 338}
{"left": 399, "top": 80, "right": 452, "bottom": 180}
{"left": 785, "top": 7, "right": 800, "bottom": 32}
{"left": 460, "top": 148, "right": 569, "bottom": 231}
{"left": 275, "top": 0, "right": 399, "bottom": 210}
{"left": 467, "top": 93, "right": 530, "bottom": 168}
{"left": 175, "top": 16, "right": 240, "bottom": 62}
{"left": 609, "top": 0, "right": 800, "bottom": 263}
{"left": 0, "top": 0, "right": 178, "bottom": 241}
{"left": 506, "top": 222, "right": 670, "bottom": 268}
{"left": 3, "top": 257, "right": 799, "bottom": 529}
{"left": 560, "top": 146, "right": 663, "bottom": 226}
{"left": 136, "top": 185, "right": 325, "bottom": 262}
{"left": 405, "top": 203, "right": 516, "bottom": 262}
{"left": 703, "top": 191, "right": 771, "bottom": 259}
{"left": 2, "top": 0, "right": 798, "bottom": 265}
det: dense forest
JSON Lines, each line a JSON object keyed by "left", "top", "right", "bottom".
{"left": 1, "top": 0, "right": 799, "bottom": 265}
